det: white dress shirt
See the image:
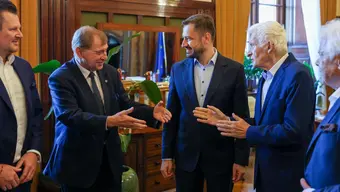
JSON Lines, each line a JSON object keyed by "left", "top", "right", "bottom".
{"left": 76, "top": 63, "right": 104, "bottom": 104}
{"left": 261, "top": 53, "right": 289, "bottom": 109}
{"left": 328, "top": 87, "right": 340, "bottom": 111}
{"left": 0, "top": 55, "right": 40, "bottom": 163}
{"left": 194, "top": 48, "right": 218, "bottom": 107}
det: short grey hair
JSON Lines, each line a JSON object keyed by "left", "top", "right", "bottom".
{"left": 247, "top": 21, "right": 288, "bottom": 55}
{"left": 71, "top": 26, "right": 107, "bottom": 58}
{"left": 320, "top": 19, "right": 340, "bottom": 60}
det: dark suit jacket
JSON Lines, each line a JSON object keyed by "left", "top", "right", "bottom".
{"left": 43, "top": 59, "right": 157, "bottom": 188}
{"left": 162, "top": 53, "right": 250, "bottom": 174}
{"left": 0, "top": 56, "right": 43, "bottom": 164}
{"left": 305, "top": 98, "right": 340, "bottom": 192}
{"left": 246, "top": 53, "right": 315, "bottom": 192}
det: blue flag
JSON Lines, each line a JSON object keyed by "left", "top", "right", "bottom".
{"left": 154, "top": 32, "right": 166, "bottom": 80}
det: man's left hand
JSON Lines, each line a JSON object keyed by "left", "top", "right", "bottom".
{"left": 153, "top": 101, "right": 172, "bottom": 123}
{"left": 233, "top": 164, "right": 246, "bottom": 182}
{"left": 301, "top": 178, "right": 315, "bottom": 192}
{"left": 16, "top": 152, "right": 38, "bottom": 184}
{"left": 216, "top": 113, "right": 250, "bottom": 139}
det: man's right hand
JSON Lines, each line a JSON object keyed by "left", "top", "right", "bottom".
{"left": 0, "top": 164, "right": 21, "bottom": 191}
{"left": 107, "top": 107, "right": 147, "bottom": 129}
{"left": 160, "top": 159, "right": 174, "bottom": 179}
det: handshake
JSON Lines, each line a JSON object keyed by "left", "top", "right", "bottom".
{"left": 193, "top": 105, "right": 250, "bottom": 139}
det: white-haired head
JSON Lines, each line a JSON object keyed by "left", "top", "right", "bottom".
{"left": 247, "top": 21, "right": 288, "bottom": 56}
{"left": 319, "top": 19, "right": 340, "bottom": 61}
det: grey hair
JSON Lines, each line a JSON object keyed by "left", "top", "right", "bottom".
{"left": 320, "top": 19, "right": 340, "bottom": 61}
{"left": 247, "top": 21, "right": 288, "bottom": 55}
{"left": 71, "top": 25, "right": 107, "bottom": 59}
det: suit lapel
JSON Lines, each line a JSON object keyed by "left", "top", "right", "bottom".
{"left": 69, "top": 59, "right": 94, "bottom": 96}
{"left": 12, "top": 59, "right": 32, "bottom": 127}
{"left": 203, "top": 54, "right": 227, "bottom": 107}
{"left": 0, "top": 79, "right": 14, "bottom": 113}
{"left": 182, "top": 59, "right": 199, "bottom": 107}
{"left": 258, "top": 55, "right": 292, "bottom": 123}
{"left": 97, "top": 69, "right": 110, "bottom": 115}
{"left": 255, "top": 77, "right": 264, "bottom": 125}
{"left": 306, "top": 98, "right": 340, "bottom": 161}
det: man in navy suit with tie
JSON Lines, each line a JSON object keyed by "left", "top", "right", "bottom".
{"left": 196, "top": 21, "right": 316, "bottom": 192}
{"left": 161, "top": 14, "right": 250, "bottom": 192}
{"left": 301, "top": 19, "right": 340, "bottom": 192}
{"left": 43, "top": 26, "right": 171, "bottom": 192}
{"left": 0, "top": 1, "right": 43, "bottom": 192}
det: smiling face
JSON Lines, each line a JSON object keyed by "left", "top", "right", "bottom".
{"left": 181, "top": 24, "right": 206, "bottom": 59}
{"left": 77, "top": 35, "right": 108, "bottom": 71}
{"left": 0, "top": 11, "right": 22, "bottom": 59}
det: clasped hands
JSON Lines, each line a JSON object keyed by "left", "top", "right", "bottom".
{"left": 193, "top": 105, "right": 250, "bottom": 139}
{"left": 107, "top": 101, "right": 172, "bottom": 129}
{"left": 0, "top": 152, "right": 38, "bottom": 191}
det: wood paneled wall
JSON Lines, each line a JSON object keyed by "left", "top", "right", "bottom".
{"left": 40, "top": 0, "right": 215, "bottom": 166}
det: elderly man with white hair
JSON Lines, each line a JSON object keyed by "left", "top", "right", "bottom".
{"left": 194, "top": 21, "right": 316, "bottom": 192}
{"left": 301, "top": 19, "right": 340, "bottom": 192}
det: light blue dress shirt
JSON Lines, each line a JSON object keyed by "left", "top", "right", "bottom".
{"left": 194, "top": 48, "right": 218, "bottom": 107}
{"left": 261, "top": 53, "right": 288, "bottom": 109}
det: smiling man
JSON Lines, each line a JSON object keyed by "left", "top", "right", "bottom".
{"left": 0, "top": 1, "right": 43, "bottom": 192}
{"left": 161, "top": 14, "right": 249, "bottom": 192}
{"left": 43, "top": 26, "right": 171, "bottom": 192}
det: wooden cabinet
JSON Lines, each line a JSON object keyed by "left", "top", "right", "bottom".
{"left": 123, "top": 127, "right": 175, "bottom": 192}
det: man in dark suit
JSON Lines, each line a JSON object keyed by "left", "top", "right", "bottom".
{"left": 197, "top": 21, "right": 316, "bottom": 192}
{"left": 161, "top": 14, "right": 250, "bottom": 192}
{"left": 0, "top": 1, "right": 43, "bottom": 192}
{"left": 43, "top": 26, "right": 171, "bottom": 192}
{"left": 301, "top": 19, "right": 340, "bottom": 192}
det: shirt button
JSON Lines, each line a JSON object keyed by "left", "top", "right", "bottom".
{"left": 202, "top": 81, "right": 204, "bottom": 83}
{"left": 201, "top": 94, "right": 204, "bottom": 97}
{"left": 203, "top": 69, "right": 205, "bottom": 71}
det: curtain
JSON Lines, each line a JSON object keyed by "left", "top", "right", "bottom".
{"left": 215, "top": 0, "right": 251, "bottom": 64}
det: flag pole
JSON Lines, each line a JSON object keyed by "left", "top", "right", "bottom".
{"left": 162, "top": 32, "right": 168, "bottom": 77}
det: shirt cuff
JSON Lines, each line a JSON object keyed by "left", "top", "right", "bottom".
{"left": 27, "top": 150, "right": 41, "bottom": 163}
{"left": 303, "top": 188, "right": 315, "bottom": 192}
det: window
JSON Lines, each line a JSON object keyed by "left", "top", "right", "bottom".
{"left": 250, "top": 0, "right": 310, "bottom": 64}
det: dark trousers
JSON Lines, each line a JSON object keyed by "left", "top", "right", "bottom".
{"left": 61, "top": 149, "right": 121, "bottom": 192}
{"left": 175, "top": 159, "right": 233, "bottom": 192}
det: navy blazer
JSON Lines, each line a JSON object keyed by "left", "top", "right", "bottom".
{"left": 305, "top": 98, "right": 340, "bottom": 192}
{"left": 43, "top": 59, "right": 157, "bottom": 188}
{"left": 162, "top": 53, "right": 250, "bottom": 173}
{"left": 0, "top": 56, "right": 43, "bottom": 164}
{"left": 246, "top": 53, "right": 315, "bottom": 192}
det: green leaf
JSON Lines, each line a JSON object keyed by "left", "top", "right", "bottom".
{"left": 139, "top": 80, "right": 162, "bottom": 104}
{"left": 44, "top": 106, "right": 54, "bottom": 120}
{"left": 105, "top": 32, "right": 141, "bottom": 64}
{"left": 33, "top": 60, "right": 61, "bottom": 75}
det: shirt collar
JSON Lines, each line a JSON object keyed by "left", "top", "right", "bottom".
{"left": 194, "top": 47, "right": 218, "bottom": 66}
{"left": 76, "top": 59, "right": 96, "bottom": 79}
{"left": 262, "top": 53, "right": 288, "bottom": 80}
{"left": 0, "top": 55, "right": 15, "bottom": 66}
{"left": 329, "top": 87, "right": 340, "bottom": 103}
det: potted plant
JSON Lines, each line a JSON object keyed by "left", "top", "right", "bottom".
{"left": 243, "top": 55, "right": 263, "bottom": 92}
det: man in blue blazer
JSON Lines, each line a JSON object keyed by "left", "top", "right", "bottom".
{"left": 0, "top": 1, "right": 43, "bottom": 192}
{"left": 199, "top": 21, "right": 315, "bottom": 192}
{"left": 43, "top": 26, "right": 171, "bottom": 191}
{"left": 301, "top": 19, "right": 340, "bottom": 192}
{"left": 161, "top": 14, "right": 250, "bottom": 192}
